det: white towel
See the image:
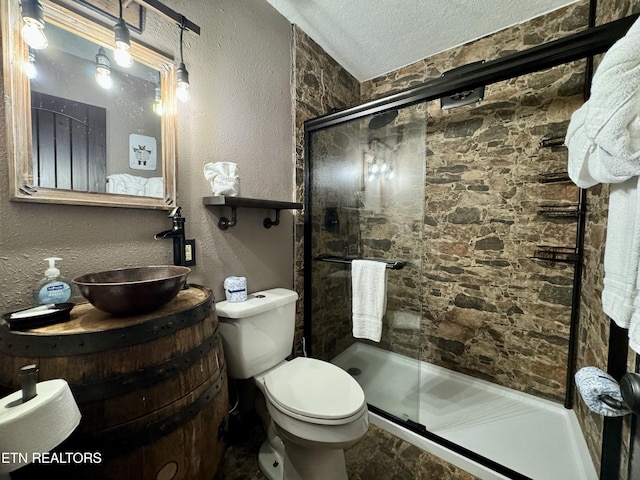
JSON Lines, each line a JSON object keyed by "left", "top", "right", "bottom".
{"left": 566, "top": 17, "right": 640, "bottom": 350}
{"left": 144, "top": 177, "right": 164, "bottom": 198}
{"left": 203, "top": 162, "right": 240, "bottom": 196}
{"left": 351, "top": 259, "right": 387, "bottom": 342}
{"left": 106, "top": 173, "right": 146, "bottom": 196}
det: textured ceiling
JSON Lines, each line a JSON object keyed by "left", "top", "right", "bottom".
{"left": 264, "top": 0, "right": 580, "bottom": 81}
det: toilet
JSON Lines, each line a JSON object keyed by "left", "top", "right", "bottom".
{"left": 216, "top": 288, "right": 369, "bottom": 480}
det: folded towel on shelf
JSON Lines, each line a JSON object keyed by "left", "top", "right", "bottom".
{"left": 351, "top": 259, "right": 387, "bottom": 342}
{"left": 204, "top": 162, "right": 240, "bottom": 196}
{"left": 566, "top": 17, "right": 640, "bottom": 347}
{"left": 575, "top": 366, "right": 630, "bottom": 417}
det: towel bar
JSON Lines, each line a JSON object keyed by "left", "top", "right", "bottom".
{"left": 313, "top": 254, "right": 405, "bottom": 270}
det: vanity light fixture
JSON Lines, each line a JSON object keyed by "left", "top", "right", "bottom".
{"left": 176, "top": 17, "right": 190, "bottom": 103}
{"left": 20, "top": 0, "right": 48, "bottom": 50}
{"left": 95, "top": 47, "right": 113, "bottom": 90}
{"left": 113, "top": 0, "right": 133, "bottom": 68}
{"left": 24, "top": 48, "right": 37, "bottom": 79}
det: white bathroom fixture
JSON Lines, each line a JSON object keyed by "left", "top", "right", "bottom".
{"left": 216, "top": 288, "right": 369, "bottom": 480}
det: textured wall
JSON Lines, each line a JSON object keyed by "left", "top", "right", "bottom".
{"left": 0, "top": 0, "right": 294, "bottom": 311}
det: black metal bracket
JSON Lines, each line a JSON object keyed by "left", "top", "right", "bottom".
{"left": 218, "top": 208, "right": 238, "bottom": 230}
{"left": 135, "top": 0, "right": 200, "bottom": 35}
{"left": 263, "top": 209, "right": 281, "bottom": 228}
{"left": 221, "top": 207, "right": 282, "bottom": 229}
{"left": 203, "top": 196, "right": 302, "bottom": 230}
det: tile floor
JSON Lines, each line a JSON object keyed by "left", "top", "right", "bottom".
{"left": 218, "top": 413, "right": 479, "bottom": 480}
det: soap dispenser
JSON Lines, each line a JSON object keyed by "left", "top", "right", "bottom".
{"left": 34, "top": 257, "right": 71, "bottom": 305}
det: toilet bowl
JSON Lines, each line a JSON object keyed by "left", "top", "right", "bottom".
{"left": 216, "top": 289, "right": 369, "bottom": 480}
{"left": 256, "top": 357, "right": 368, "bottom": 480}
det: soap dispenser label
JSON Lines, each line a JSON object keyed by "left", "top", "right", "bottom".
{"left": 38, "top": 282, "right": 71, "bottom": 304}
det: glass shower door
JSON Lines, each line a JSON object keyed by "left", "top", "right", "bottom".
{"left": 307, "top": 102, "right": 426, "bottom": 425}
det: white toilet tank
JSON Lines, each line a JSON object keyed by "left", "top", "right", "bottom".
{"left": 216, "top": 288, "right": 298, "bottom": 379}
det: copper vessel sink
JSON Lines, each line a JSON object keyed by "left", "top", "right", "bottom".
{"left": 73, "top": 265, "right": 191, "bottom": 315}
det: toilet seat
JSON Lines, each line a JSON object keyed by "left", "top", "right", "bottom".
{"left": 263, "top": 357, "right": 366, "bottom": 425}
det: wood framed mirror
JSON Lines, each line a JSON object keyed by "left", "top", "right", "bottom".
{"left": 1, "top": 0, "right": 177, "bottom": 209}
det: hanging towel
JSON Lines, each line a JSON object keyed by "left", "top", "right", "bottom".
{"left": 575, "top": 366, "right": 630, "bottom": 417}
{"left": 351, "top": 259, "right": 387, "bottom": 342}
{"left": 566, "top": 17, "right": 640, "bottom": 350}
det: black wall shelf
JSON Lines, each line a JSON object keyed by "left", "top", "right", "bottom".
{"left": 532, "top": 246, "right": 578, "bottom": 263}
{"left": 202, "top": 196, "right": 303, "bottom": 230}
{"left": 538, "top": 172, "right": 571, "bottom": 183}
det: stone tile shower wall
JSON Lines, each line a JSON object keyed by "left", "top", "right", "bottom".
{"left": 307, "top": 104, "right": 427, "bottom": 362}
{"left": 307, "top": 120, "right": 363, "bottom": 360}
{"left": 294, "top": 0, "right": 640, "bottom": 474}
{"left": 293, "top": 27, "right": 360, "bottom": 357}
{"left": 355, "top": 104, "right": 427, "bottom": 359}
{"left": 358, "top": 2, "right": 589, "bottom": 402}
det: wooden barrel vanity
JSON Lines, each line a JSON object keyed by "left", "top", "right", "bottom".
{"left": 0, "top": 285, "right": 227, "bottom": 480}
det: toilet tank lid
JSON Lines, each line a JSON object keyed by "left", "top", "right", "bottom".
{"left": 215, "top": 288, "right": 298, "bottom": 318}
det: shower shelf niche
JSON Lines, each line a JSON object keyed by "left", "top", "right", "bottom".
{"left": 537, "top": 203, "right": 581, "bottom": 218}
{"left": 538, "top": 133, "right": 566, "bottom": 149}
{"left": 202, "top": 196, "right": 302, "bottom": 230}
{"left": 531, "top": 246, "right": 578, "bottom": 264}
{"left": 538, "top": 172, "right": 571, "bottom": 183}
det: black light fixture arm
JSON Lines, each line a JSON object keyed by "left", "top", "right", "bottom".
{"left": 132, "top": 0, "right": 200, "bottom": 36}
{"left": 179, "top": 15, "right": 185, "bottom": 63}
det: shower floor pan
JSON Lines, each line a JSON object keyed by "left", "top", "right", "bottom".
{"left": 332, "top": 342, "right": 597, "bottom": 480}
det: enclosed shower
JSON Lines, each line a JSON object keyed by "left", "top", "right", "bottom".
{"left": 299, "top": 27, "right": 620, "bottom": 477}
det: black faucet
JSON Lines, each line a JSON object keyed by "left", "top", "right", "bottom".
{"left": 155, "top": 206, "right": 193, "bottom": 267}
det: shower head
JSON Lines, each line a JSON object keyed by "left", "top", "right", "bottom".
{"left": 368, "top": 110, "right": 398, "bottom": 130}
{"left": 440, "top": 60, "right": 486, "bottom": 110}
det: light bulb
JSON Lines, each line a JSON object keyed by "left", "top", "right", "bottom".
{"left": 177, "top": 82, "right": 189, "bottom": 103}
{"left": 21, "top": 19, "right": 48, "bottom": 50}
{"left": 95, "top": 48, "right": 113, "bottom": 89}
{"left": 113, "top": 19, "right": 133, "bottom": 68}
{"left": 95, "top": 67, "right": 113, "bottom": 89}
{"left": 114, "top": 42, "right": 133, "bottom": 68}
{"left": 24, "top": 51, "right": 37, "bottom": 79}
{"left": 370, "top": 163, "right": 380, "bottom": 174}
{"left": 153, "top": 86, "right": 163, "bottom": 116}
{"left": 176, "top": 63, "right": 190, "bottom": 103}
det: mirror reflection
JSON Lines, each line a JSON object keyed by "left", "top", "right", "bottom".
{"left": 30, "top": 21, "right": 163, "bottom": 197}
{"left": 2, "top": 0, "right": 177, "bottom": 209}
